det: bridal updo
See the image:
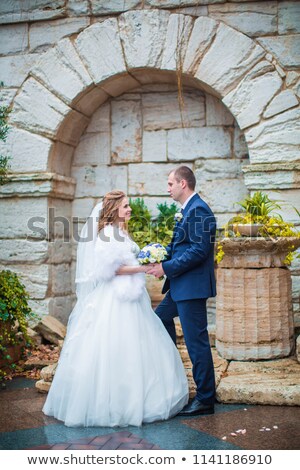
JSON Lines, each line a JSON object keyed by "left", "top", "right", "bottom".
{"left": 98, "top": 190, "right": 126, "bottom": 233}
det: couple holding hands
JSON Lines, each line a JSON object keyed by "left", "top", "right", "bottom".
{"left": 43, "top": 166, "right": 217, "bottom": 428}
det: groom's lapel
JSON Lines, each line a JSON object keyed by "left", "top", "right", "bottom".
{"left": 171, "top": 195, "right": 200, "bottom": 246}
{"left": 171, "top": 217, "right": 182, "bottom": 244}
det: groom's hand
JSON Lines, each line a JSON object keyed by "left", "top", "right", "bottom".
{"left": 147, "top": 263, "right": 165, "bottom": 278}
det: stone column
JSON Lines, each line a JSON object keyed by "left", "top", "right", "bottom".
{"left": 216, "top": 237, "right": 300, "bottom": 361}
{"left": 0, "top": 173, "right": 76, "bottom": 324}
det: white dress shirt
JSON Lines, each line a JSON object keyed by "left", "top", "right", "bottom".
{"left": 181, "top": 192, "right": 197, "bottom": 211}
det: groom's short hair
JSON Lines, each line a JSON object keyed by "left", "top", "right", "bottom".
{"left": 172, "top": 166, "right": 196, "bottom": 190}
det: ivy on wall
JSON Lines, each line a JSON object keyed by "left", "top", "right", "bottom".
{"left": 0, "top": 82, "right": 11, "bottom": 185}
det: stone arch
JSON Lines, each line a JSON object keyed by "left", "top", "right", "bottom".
{"left": 3, "top": 9, "right": 300, "bottom": 322}
{"left": 9, "top": 9, "right": 300, "bottom": 175}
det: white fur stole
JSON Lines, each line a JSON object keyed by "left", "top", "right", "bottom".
{"left": 95, "top": 225, "right": 145, "bottom": 302}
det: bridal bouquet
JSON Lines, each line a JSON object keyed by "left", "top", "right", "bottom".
{"left": 137, "top": 243, "right": 167, "bottom": 274}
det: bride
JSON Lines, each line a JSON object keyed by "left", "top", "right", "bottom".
{"left": 43, "top": 190, "right": 189, "bottom": 427}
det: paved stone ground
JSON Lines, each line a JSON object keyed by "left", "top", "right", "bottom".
{"left": 0, "top": 378, "right": 299, "bottom": 451}
{"left": 28, "top": 432, "right": 160, "bottom": 450}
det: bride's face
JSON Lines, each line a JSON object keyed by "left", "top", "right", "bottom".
{"left": 118, "top": 197, "right": 132, "bottom": 221}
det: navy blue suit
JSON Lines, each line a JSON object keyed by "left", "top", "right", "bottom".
{"left": 156, "top": 194, "right": 216, "bottom": 405}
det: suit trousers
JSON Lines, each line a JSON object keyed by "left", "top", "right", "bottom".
{"left": 155, "top": 291, "right": 215, "bottom": 405}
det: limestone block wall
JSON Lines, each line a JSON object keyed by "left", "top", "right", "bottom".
{"left": 0, "top": 1, "right": 299, "bottom": 324}
{"left": 72, "top": 84, "right": 248, "bottom": 224}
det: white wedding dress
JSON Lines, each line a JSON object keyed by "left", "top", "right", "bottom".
{"left": 43, "top": 222, "right": 189, "bottom": 427}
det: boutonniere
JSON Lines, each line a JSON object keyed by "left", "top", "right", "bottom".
{"left": 174, "top": 212, "right": 183, "bottom": 222}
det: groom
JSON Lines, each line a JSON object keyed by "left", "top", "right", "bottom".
{"left": 147, "top": 166, "right": 216, "bottom": 416}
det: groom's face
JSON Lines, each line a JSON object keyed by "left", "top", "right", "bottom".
{"left": 167, "top": 172, "right": 183, "bottom": 202}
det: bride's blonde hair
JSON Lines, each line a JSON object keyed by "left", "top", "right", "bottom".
{"left": 98, "top": 190, "right": 126, "bottom": 233}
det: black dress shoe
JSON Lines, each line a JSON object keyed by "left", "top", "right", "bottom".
{"left": 178, "top": 398, "right": 214, "bottom": 416}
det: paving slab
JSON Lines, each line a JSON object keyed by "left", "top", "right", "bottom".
{"left": 217, "top": 356, "right": 300, "bottom": 406}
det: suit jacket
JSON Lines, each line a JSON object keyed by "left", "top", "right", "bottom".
{"left": 162, "top": 194, "right": 217, "bottom": 301}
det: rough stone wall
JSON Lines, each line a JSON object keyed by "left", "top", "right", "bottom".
{"left": 72, "top": 84, "right": 248, "bottom": 224}
{"left": 0, "top": 1, "right": 299, "bottom": 324}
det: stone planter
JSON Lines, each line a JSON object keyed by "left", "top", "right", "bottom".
{"left": 233, "top": 223, "right": 263, "bottom": 237}
{"left": 216, "top": 237, "right": 300, "bottom": 361}
{"left": 145, "top": 275, "right": 164, "bottom": 307}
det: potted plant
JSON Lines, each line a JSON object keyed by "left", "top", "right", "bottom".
{"left": 216, "top": 191, "right": 300, "bottom": 265}
{"left": 229, "top": 191, "right": 282, "bottom": 236}
{"left": 0, "top": 270, "right": 37, "bottom": 381}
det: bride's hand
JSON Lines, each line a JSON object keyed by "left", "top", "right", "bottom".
{"left": 138, "top": 265, "right": 148, "bottom": 273}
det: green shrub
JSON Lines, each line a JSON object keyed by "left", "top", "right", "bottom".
{"left": 0, "top": 270, "right": 37, "bottom": 380}
{"left": 128, "top": 198, "right": 153, "bottom": 247}
{"left": 152, "top": 202, "right": 178, "bottom": 246}
{"left": 129, "top": 198, "right": 179, "bottom": 248}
